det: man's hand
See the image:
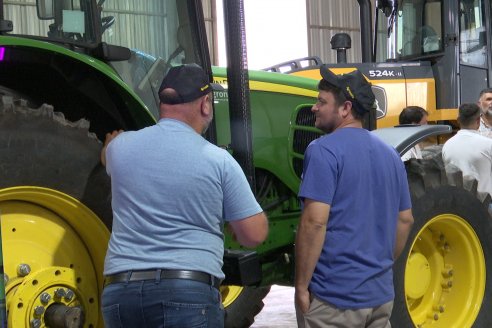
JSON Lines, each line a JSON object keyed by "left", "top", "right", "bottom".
{"left": 100, "top": 130, "right": 124, "bottom": 167}
{"left": 294, "top": 199, "right": 329, "bottom": 315}
{"left": 295, "top": 288, "right": 311, "bottom": 314}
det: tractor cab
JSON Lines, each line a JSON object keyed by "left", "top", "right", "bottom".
{"left": 376, "top": 0, "right": 492, "bottom": 106}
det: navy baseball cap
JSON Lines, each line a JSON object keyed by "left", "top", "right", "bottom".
{"left": 319, "top": 65, "right": 375, "bottom": 113}
{"left": 158, "top": 63, "right": 223, "bottom": 104}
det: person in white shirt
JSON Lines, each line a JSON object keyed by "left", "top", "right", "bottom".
{"left": 442, "top": 103, "right": 492, "bottom": 201}
{"left": 477, "top": 88, "right": 492, "bottom": 137}
{"left": 399, "top": 106, "right": 429, "bottom": 161}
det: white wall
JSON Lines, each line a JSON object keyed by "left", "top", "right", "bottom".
{"left": 216, "top": 0, "right": 309, "bottom": 70}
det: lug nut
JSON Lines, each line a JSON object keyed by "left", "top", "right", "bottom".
{"left": 54, "top": 288, "right": 66, "bottom": 298}
{"left": 441, "top": 280, "right": 453, "bottom": 288}
{"left": 427, "top": 312, "right": 439, "bottom": 320}
{"left": 30, "top": 318, "right": 41, "bottom": 328}
{"left": 65, "top": 289, "right": 75, "bottom": 301}
{"left": 40, "top": 292, "right": 51, "bottom": 304}
{"left": 34, "top": 305, "right": 45, "bottom": 316}
{"left": 17, "top": 263, "right": 31, "bottom": 277}
{"left": 433, "top": 305, "right": 445, "bottom": 313}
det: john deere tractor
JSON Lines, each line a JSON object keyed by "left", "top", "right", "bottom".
{"left": 1, "top": 0, "right": 492, "bottom": 327}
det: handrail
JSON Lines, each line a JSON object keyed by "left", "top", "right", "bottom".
{"left": 263, "top": 56, "right": 323, "bottom": 73}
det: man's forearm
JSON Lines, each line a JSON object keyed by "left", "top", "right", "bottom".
{"left": 394, "top": 223, "right": 412, "bottom": 259}
{"left": 394, "top": 209, "right": 414, "bottom": 259}
{"left": 295, "top": 218, "right": 326, "bottom": 290}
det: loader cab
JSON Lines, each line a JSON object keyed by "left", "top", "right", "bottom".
{"left": 458, "top": 0, "right": 490, "bottom": 103}
{"left": 397, "top": 1, "right": 443, "bottom": 58}
{"left": 376, "top": 0, "right": 492, "bottom": 108}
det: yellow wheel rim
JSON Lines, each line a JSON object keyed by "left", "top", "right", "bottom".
{"left": 221, "top": 285, "right": 244, "bottom": 308}
{"left": 405, "top": 214, "right": 485, "bottom": 327}
{"left": 0, "top": 186, "right": 110, "bottom": 328}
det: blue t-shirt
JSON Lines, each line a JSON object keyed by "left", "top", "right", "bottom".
{"left": 299, "top": 128, "right": 411, "bottom": 309}
{"left": 104, "top": 119, "right": 263, "bottom": 279}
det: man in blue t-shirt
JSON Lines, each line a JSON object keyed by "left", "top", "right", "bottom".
{"left": 295, "top": 66, "right": 414, "bottom": 328}
{"left": 100, "top": 64, "right": 268, "bottom": 328}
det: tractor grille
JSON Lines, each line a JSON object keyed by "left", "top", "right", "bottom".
{"left": 291, "top": 106, "right": 322, "bottom": 179}
{"left": 295, "top": 106, "right": 316, "bottom": 126}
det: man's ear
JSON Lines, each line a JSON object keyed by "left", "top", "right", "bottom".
{"left": 201, "top": 94, "right": 213, "bottom": 116}
{"left": 341, "top": 100, "right": 352, "bottom": 117}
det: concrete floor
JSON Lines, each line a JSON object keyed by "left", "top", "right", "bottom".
{"left": 251, "top": 285, "right": 297, "bottom": 328}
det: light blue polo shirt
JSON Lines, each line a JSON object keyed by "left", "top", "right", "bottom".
{"left": 104, "top": 118, "right": 262, "bottom": 279}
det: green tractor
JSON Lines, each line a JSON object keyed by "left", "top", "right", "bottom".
{"left": 1, "top": 0, "right": 492, "bottom": 327}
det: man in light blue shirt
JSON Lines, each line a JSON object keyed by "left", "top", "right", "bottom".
{"left": 100, "top": 64, "right": 268, "bottom": 328}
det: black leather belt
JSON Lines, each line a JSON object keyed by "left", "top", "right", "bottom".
{"left": 104, "top": 269, "right": 221, "bottom": 289}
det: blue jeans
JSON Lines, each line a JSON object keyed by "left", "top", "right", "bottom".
{"left": 101, "top": 278, "right": 224, "bottom": 328}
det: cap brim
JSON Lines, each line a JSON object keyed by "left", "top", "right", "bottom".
{"left": 211, "top": 82, "right": 224, "bottom": 91}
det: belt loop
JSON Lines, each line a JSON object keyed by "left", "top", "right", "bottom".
{"left": 125, "top": 270, "right": 132, "bottom": 285}
{"left": 155, "top": 269, "right": 162, "bottom": 284}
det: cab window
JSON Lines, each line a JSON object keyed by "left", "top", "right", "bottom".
{"left": 459, "top": 0, "right": 487, "bottom": 67}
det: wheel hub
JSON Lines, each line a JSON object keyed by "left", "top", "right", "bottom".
{"left": 405, "top": 214, "right": 485, "bottom": 327}
{"left": 405, "top": 252, "right": 431, "bottom": 299}
{"left": 8, "top": 267, "right": 96, "bottom": 328}
{"left": 0, "top": 187, "right": 110, "bottom": 327}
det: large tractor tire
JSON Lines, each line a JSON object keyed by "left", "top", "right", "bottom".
{"left": 0, "top": 94, "right": 111, "bottom": 327}
{"left": 222, "top": 285, "right": 271, "bottom": 328}
{"left": 391, "top": 149, "right": 492, "bottom": 327}
{"left": 1, "top": 94, "right": 271, "bottom": 328}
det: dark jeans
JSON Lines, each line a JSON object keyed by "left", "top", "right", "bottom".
{"left": 101, "top": 278, "right": 224, "bottom": 328}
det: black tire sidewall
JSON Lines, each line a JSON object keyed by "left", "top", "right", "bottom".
{"left": 224, "top": 286, "right": 271, "bottom": 328}
{"left": 0, "top": 102, "right": 113, "bottom": 229}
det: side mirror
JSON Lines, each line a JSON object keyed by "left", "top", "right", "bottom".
{"left": 36, "top": 0, "right": 55, "bottom": 20}
{"left": 479, "top": 30, "right": 487, "bottom": 47}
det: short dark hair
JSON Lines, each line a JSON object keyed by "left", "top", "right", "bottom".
{"left": 318, "top": 79, "right": 364, "bottom": 120}
{"left": 458, "top": 103, "right": 480, "bottom": 127}
{"left": 399, "top": 106, "right": 428, "bottom": 124}
{"left": 479, "top": 88, "right": 492, "bottom": 98}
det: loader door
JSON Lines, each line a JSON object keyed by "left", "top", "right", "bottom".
{"left": 459, "top": 0, "right": 491, "bottom": 102}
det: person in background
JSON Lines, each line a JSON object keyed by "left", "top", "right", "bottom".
{"left": 295, "top": 66, "right": 414, "bottom": 328}
{"left": 100, "top": 63, "right": 269, "bottom": 328}
{"left": 399, "top": 106, "right": 429, "bottom": 161}
{"left": 442, "top": 103, "right": 492, "bottom": 202}
{"left": 477, "top": 88, "right": 492, "bottom": 137}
